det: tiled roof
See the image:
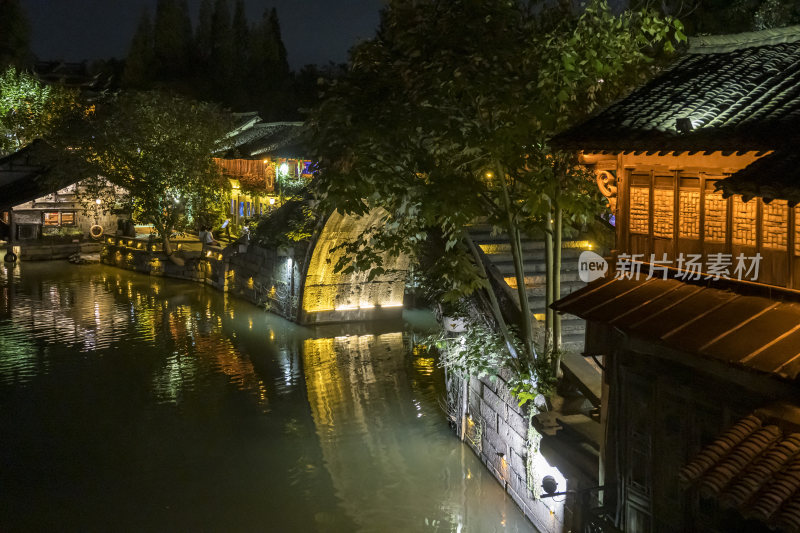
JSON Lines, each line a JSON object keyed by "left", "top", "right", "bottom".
{"left": 222, "top": 119, "right": 306, "bottom": 159}
{"left": 717, "top": 151, "right": 800, "bottom": 206}
{"left": 551, "top": 25, "right": 800, "bottom": 153}
{"left": 679, "top": 404, "right": 800, "bottom": 532}
{"left": 0, "top": 141, "right": 73, "bottom": 210}
{"left": 552, "top": 276, "right": 800, "bottom": 381}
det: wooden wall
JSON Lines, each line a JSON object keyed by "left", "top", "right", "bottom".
{"left": 599, "top": 151, "right": 795, "bottom": 290}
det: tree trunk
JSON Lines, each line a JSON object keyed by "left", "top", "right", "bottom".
{"left": 496, "top": 164, "right": 536, "bottom": 363}
{"left": 464, "top": 233, "right": 522, "bottom": 368}
{"left": 162, "top": 229, "right": 185, "bottom": 266}
{"left": 552, "top": 201, "right": 563, "bottom": 376}
{"left": 544, "top": 201, "right": 554, "bottom": 356}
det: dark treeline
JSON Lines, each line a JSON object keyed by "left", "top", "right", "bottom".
{"left": 123, "top": 0, "right": 330, "bottom": 120}
{"left": 627, "top": 0, "right": 800, "bottom": 33}
{"left": 0, "top": 0, "right": 336, "bottom": 121}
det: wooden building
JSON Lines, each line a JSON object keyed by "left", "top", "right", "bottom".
{"left": 217, "top": 114, "right": 312, "bottom": 226}
{"left": 552, "top": 26, "right": 800, "bottom": 532}
{"left": 0, "top": 141, "right": 127, "bottom": 243}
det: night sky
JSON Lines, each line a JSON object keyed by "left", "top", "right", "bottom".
{"left": 21, "top": 0, "right": 386, "bottom": 69}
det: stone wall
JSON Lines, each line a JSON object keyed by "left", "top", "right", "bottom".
{"left": 225, "top": 243, "right": 307, "bottom": 320}
{"left": 98, "top": 237, "right": 306, "bottom": 322}
{"left": 451, "top": 368, "right": 575, "bottom": 533}
{"left": 18, "top": 241, "right": 103, "bottom": 261}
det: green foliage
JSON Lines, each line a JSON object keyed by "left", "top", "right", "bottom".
{"left": 80, "top": 91, "right": 231, "bottom": 245}
{"left": 41, "top": 226, "right": 83, "bottom": 242}
{"left": 0, "top": 67, "right": 82, "bottom": 155}
{"left": 420, "top": 318, "right": 557, "bottom": 405}
{"left": 310, "top": 0, "right": 683, "bottom": 360}
{"left": 634, "top": 0, "right": 800, "bottom": 34}
{"left": 252, "top": 199, "right": 318, "bottom": 248}
{"left": 0, "top": 0, "right": 30, "bottom": 69}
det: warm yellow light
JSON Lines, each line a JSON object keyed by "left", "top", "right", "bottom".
{"left": 269, "top": 197, "right": 276, "bottom": 205}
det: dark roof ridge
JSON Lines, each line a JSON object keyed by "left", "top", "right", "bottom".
{"left": 689, "top": 25, "right": 800, "bottom": 54}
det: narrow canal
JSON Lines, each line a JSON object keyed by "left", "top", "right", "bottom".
{"left": 0, "top": 263, "right": 535, "bottom": 532}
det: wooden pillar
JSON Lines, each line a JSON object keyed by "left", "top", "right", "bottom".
{"left": 672, "top": 170, "right": 680, "bottom": 260}
{"left": 648, "top": 169, "right": 655, "bottom": 256}
{"left": 789, "top": 207, "right": 796, "bottom": 289}
{"left": 699, "top": 173, "right": 706, "bottom": 250}
{"left": 756, "top": 198, "right": 764, "bottom": 259}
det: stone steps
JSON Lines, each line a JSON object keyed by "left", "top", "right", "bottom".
{"left": 469, "top": 225, "right": 602, "bottom": 408}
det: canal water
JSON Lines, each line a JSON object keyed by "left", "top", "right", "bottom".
{"left": 0, "top": 262, "right": 535, "bottom": 532}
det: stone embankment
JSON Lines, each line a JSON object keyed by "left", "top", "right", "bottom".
{"left": 98, "top": 236, "right": 307, "bottom": 322}
{"left": 449, "top": 368, "right": 574, "bottom": 533}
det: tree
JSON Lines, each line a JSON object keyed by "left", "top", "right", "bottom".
{"left": 0, "top": 67, "right": 81, "bottom": 156}
{"left": 209, "top": 0, "right": 235, "bottom": 102}
{"left": 122, "top": 8, "right": 155, "bottom": 88}
{"left": 84, "top": 92, "right": 230, "bottom": 258}
{"left": 0, "top": 0, "right": 31, "bottom": 69}
{"left": 630, "top": 0, "right": 800, "bottom": 33}
{"left": 250, "top": 7, "right": 291, "bottom": 118}
{"left": 309, "top": 0, "right": 681, "bottom": 377}
{"left": 230, "top": 0, "right": 250, "bottom": 108}
{"left": 195, "top": 0, "right": 214, "bottom": 69}
{"left": 153, "top": 0, "right": 193, "bottom": 79}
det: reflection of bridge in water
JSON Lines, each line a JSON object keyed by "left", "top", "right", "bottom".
{"left": 0, "top": 263, "right": 533, "bottom": 531}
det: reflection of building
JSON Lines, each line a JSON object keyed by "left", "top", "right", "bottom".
{"left": 553, "top": 27, "right": 800, "bottom": 532}
{"left": 217, "top": 113, "right": 313, "bottom": 226}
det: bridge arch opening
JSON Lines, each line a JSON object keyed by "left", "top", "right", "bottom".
{"left": 300, "top": 209, "right": 411, "bottom": 324}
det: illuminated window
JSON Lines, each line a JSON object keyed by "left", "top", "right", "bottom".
{"left": 653, "top": 188, "right": 673, "bottom": 238}
{"left": 60, "top": 212, "right": 76, "bottom": 226}
{"left": 762, "top": 200, "right": 788, "bottom": 250}
{"left": 704, "top": 185, "right": 727, "bottom": 243}
{"left": 630, "top": 187, "right": 650, "bottom": 235}
{"left": 43, "top": 212, "right": 60, "bottom": 226}
{"left": 732, "top": 196, "right": 756, "bottom": 246}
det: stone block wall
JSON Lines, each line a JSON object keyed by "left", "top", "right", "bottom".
{"left": 101, "top": 243, "right": 208, "bottom": 283}
{"left": 225, "top": 243, "right": 307, "bottom": 320}
{"left": 454, "top": 369, "right": 574, "bottom": 533}
{"left": 18, "top": 241, "right": 103, "bottom": 261}
{"left": 99, "top": 238, "right": 307, "bottom": 322}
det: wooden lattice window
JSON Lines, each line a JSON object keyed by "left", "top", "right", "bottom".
{"left": 732, "top": 196, "right": 757, "bottom": 246}
{"left": 60, "top": 212, "right": 76, "bottom": 226}
{"left": 630, "top": 187, "right": 650, "bottom": 235}
{"left": 43, "top": 212, "right": 60, "bottom": 226}
{"left": 795, "top": 207, "right": 800, "bottom": 256}
{"left": 704, "top": 189, "right": 727, "bottom": 243}
{"left": 762, "top": 200, "right": 788, "bottom": 250}
{"left": 678, "top": 177, "right": 700, "bottom": 239}
{"left": 653, "top": 188, "right": 674, "bottom": 238}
